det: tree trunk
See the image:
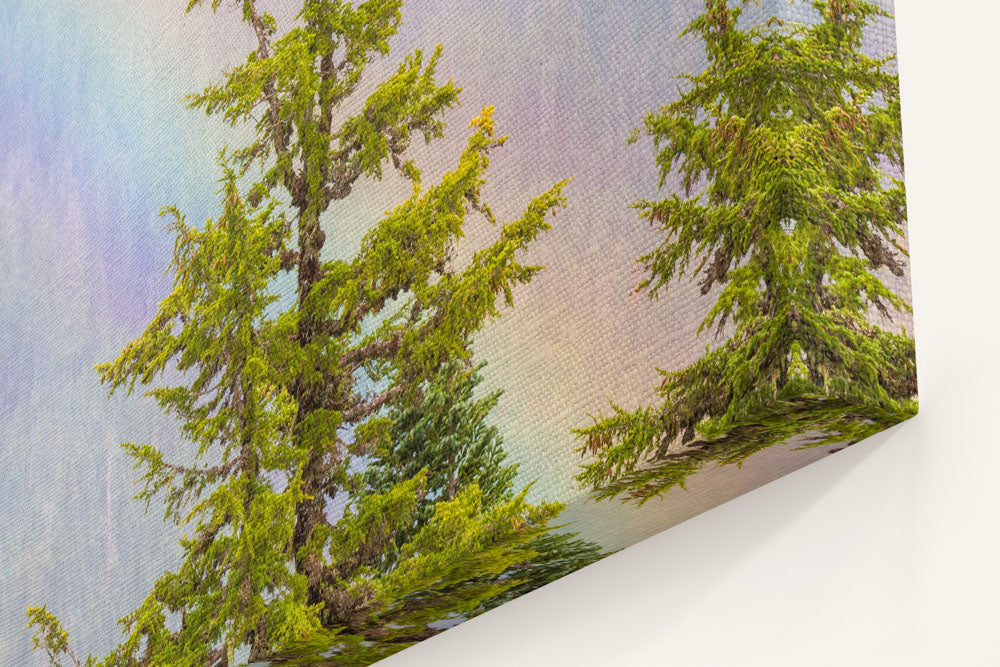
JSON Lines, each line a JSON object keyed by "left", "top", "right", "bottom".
{"left": 291, "top": 205, "right": 332, "bottom": 598}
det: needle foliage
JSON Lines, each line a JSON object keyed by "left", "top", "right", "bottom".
{"left": 575, "top": 0, "right": 917, "bottom": 503}
{"left": 27, "top": 1, "right": 602, "bottom": 664}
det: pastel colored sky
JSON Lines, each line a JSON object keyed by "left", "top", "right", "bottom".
{"left": 0, "top": 1, "right": 903, "bottom": 663}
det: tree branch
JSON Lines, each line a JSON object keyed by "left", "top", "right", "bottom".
{"left": 245, "top": 0, "right": 294, "bottom": 195}
{"left": 340, "top": 332, "right": 405, "bottom": 371}
{"left": 343, "top": 384, "right": 406, "bottom": 423}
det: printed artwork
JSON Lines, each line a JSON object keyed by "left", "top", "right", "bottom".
{"left": 1, "top": 1, "right": 915, "bottom": 665}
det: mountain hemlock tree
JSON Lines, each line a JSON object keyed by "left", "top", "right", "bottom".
{"left": 27, "top": 1, "right": 602, "bottom": 664}
{"left": 575, "top": 0, "right": 917, "bottom": 503}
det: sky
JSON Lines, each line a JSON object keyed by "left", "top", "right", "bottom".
{"left": 0, "top": 1, "right": 905, "bottom": 663}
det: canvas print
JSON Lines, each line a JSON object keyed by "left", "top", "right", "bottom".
{"left": 1, "top": 0, "right": 916, "bottom": 665}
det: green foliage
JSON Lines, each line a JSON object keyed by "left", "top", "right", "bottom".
{"left": 27, "top": 1, "right": 594, "bottom": 665}
{"left": 363, "top": 361, "right": 605, "bottom": 606}
{"left": 576, "top": 0, "right": 917, "bottom": 503}
{"left": 25, "top": 607, "right": 99, "bottom": 667}
{"left": 267, "top": 483, "right": 570, "bottom": 663}
{"left": 364, "top": 361, "right": 518, "bottom": 532}
{"left": 473, "top": 530, "right": 607, "bottom": 612}
{"left": 265, "top": 361, "right": 604, "bottom": 662}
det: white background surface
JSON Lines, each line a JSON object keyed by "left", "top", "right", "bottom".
{"left": 379, "top": 2, "right": 1000, "bottom": 665}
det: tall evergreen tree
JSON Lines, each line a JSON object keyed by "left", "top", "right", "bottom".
{"left": 576, "top": 0, "right": 917, "bottom": 503}
{"left": 27, "top": 1, "right": 589, "bottom": 664}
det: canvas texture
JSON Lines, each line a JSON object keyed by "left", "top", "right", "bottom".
{"left": 1, "top": 1, "right": 915, "bottom": 665}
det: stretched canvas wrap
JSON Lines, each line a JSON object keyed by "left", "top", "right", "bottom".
{"left": 1, "top": 0, "right": 917, "bottom": 665}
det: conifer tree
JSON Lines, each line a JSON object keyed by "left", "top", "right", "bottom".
{"left": 576, "top": 0, "right": 917, "bottom": 503}
{"left": 363, "top": 361, "right": 518, "bottom": 528}
{"left": 363, "top": 361, "right": 604, "bottom": 611}
{"left": 27, "top": 1, "right": 588, "bottom": 664}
